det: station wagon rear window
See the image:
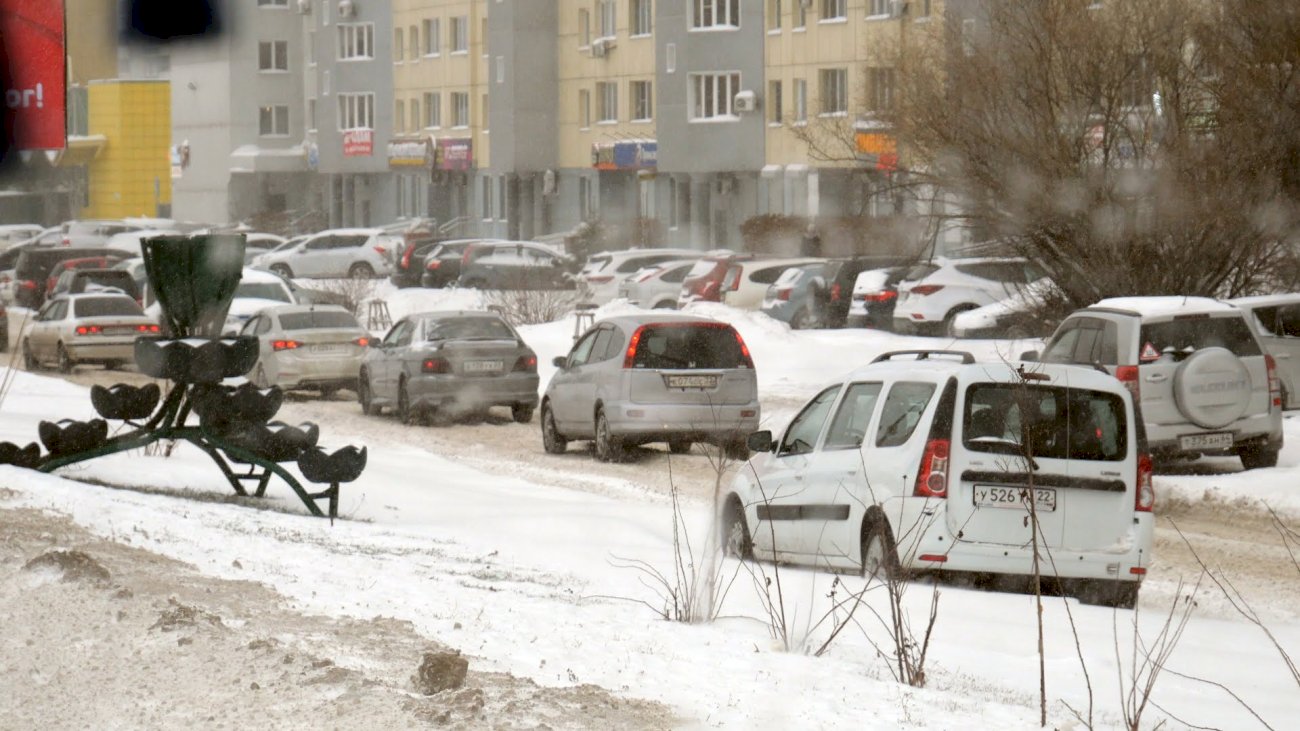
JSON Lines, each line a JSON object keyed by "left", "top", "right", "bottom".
{"left": 1140, "top": 316, "right": 1261, "bottom": 358}
{"left": 74, "top": 297, "right": 144, "bottom": 318}
{"left": 424, "top": 317, "right": 515, "bottom": 341}
{"left": 278, "top": 311, "right": 361, "bottom": 330}
{"left": 629, "top": 324, "right": 747, "bottom": 370}
{"left": 963, "top": 384, "right": 1127, "bottom": 462}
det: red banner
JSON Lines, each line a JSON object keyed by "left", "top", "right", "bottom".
{"left": 343, "top": 129, "right": 373, "bottom": 157}
{"left": 1, "top": 0, "right": 67, "bottom": 150}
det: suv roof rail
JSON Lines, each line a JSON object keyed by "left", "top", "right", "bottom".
{"left": 871, "top": 349, "right": 976, "bottom": 365}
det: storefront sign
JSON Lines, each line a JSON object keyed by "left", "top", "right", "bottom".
{"left": 0, "top": 0, "right": 67, "bottom": 150}
{"left": 343, "top": 129, "right": 373, "bottom": 157}
{"left": 387, "top": 136, "right": 433, "bottom": 169}
{"left": 854, "top": 131, "right": 897, "bottom": 172}
{"left": 592, "top": 140, "right": 657, "bottom": 171}
{"left": 435, "top": 138, "right": 472, "bottom": 171}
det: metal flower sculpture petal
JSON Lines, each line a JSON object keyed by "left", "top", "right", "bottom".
{"left": 298, "top": 446, "right": 367, "bottom": 484}
{"left": 90, "top": 383, "right": 162, "bottom": 421}
{"left": 141, "top": 234, "right": 246, "bottom": 338}
{"left": 0, "top": 442, "right": 41, "bottom": 469}
{"left": 38, "top": 419, "right": 108, "bottom": 457}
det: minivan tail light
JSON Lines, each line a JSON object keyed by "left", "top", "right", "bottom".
{"left": 735, "top": 329, "right": 755, "bottom": 369}
{"left": 913, "top": 439, "right": 950, "bottom": 498}
{"left": 623, "top": 325, "right": 647, "bottom": 368}
{"left": 1116, "top": 365, "right": 1140, "bottom": 404}
{"left": 1265, "top": 354, "right": 1281, "bottom": 409}
{"left": 1135, "top": 452, "right": 1154, "bottom": 512}
{"left": 910, "top": 284, "right": 945, "bottom": 296}
{"left": 422, "top": 357, "right": 451, "bottom": 374}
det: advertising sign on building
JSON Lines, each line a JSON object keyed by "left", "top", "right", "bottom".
{"left": 343, "top": 129, "right": 373, "bottom": 157}
{"left": 592, "top": 140, "right": 657, "bottom": 171}
{"left": 435, "top": 138, "right": 472, "bottom": 171}
{"left": 854, "top": 130, "right": 898, "bottom": 172}
{"left": 0, "top": 0, "right": 67, "bottom": 150}
{"left": 387, "top": 136, "right": 434, "bottom": 170}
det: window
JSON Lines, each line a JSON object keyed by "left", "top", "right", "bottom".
{"left": 394, "top": 28, "right": 405, "bottom": 62}
{"left": 692, "top": 0, "right": 740, "bottom": 29}
{"left": 451, "top": 91, "right": 469, "bottom": 127}
{"left": 794, "top": 0, "right": 806, "bottom": 27}
{"left": 306, "top": 98, "right": 317, "bottom": 131}
{"left": 821, "top": 0, "right": 846, "bottom": 20}
{"left": 337, "top": 92, "right": 374, "bottom": 130}
{"left": 869, "top": 67, "right": 896, "bottom": 111}
{"left": 409, "top": 25, "right": 419, "bottom": 60}
{"left": 868, "top": 0, "right": 890, "bottom": 16}
{"left": 690, "top": 72, "right": 740, "bottom": 120}
{"left": 258, "top": 41, "right": 288, "bottom": 72}
{"left": 410, "top": 98, "right": 420, "bottom": 132}
{"left": 668, "top": 177, "right": 679, "bottom": 228}
{"left": 597, "top": 81, "right": 618, "bottom": 123}
{"left": 337, "top": 23, "right": 375, "bottom": 60}
{"left": 825, "top": 382, "right": 884, "bottom": 449}
{"left": 579, "top": 8, "right": 591, "bottom": 47}
{"left": 579, "top": 88, "right": 591, "bottom": 128}
{"left": 1139, "top": 316, "right": 1262, "bottom": 359}
{"left": 597, "top": 0, "right": 617, "bottom": 39}
{"left": 481, "top": 17, "right": 489, "bottom": 56}
{"left": 259, "top": 105, "right": 289, "bottom": 136}
{"left": 1042, "top": 317, "right": 1119, "bottom": 365}
{"left": 425, "top": 91, "right": 440, "bottom": 128}
{"left": 875, "top": 382, "right": 938, "bottom": 447}
{"left": 482, "top": 93, "right": 489, "bottom": 131}
{"left": 1122, "top": 55, "right": 1152, "bottom": 108}
{"left": 481, "top": 177, "right": 492, "bottom": 219}
{"left": 767, "top": 0, "right": 781, "bottom": 30}
{"left": 779, "top": 387, "right": 840, "bottom": 456}
{"left": 1252, "top": 305, "right": 1300, "bottom": 339}
{"left": 451, "top": 16, "right": 469, "bottom": 53}
{"left": 820, "top": 68, "right": 847, "bottom": 115}
{"left": 257, "top": 0, "right": 287, "bottom": 6}
{"left": 964, "top": 384, "right": 1128, "bottom": 462}
{"left": 793, "top": 78, "right": 807, "bottom": 122}
{"left": 631, "top": 0, "right": 652, "bottom": 35}
{"left": 769, "top": 80, "right": 782, "bottom": 123}
{"left": 423, "top": 19, "right": 441, "bottom": 55}
{"left": 579, "top": 177, "right": 592, "bottom": 219}
{"left": 628, "top": 324, "right": 750, "bottom": 370}
{"left": 497, "top": 176, "right": 507, "bottom": 220}
{"left": 631, "top": 80, "right": 652, "bottom": 121}
{"left": 308, "top": 31, "right": 317, "bottom": 65}
{"left": 395, "top": 100, "right": 405, "bottom": 132}
{"left": 916, "top": 0, "right": 931, "bottom": 18}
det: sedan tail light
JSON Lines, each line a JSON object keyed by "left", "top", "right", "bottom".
{"left": 909, "top": 284, "right": 945, "bottom": 296}
{"left": 353, "top": 336, "right": 371, "bottom": 347}
{"left": 422, "top": 357, "right": 451, "bottom": 374}
{"left": 513, "top": 354, "right": 538, "bottom": 373}
{"left": 75, "top": 325, "right": 103, "bottom": 335}
{"left": 135, "top": 324, "right": 161, "bottom": 333}
{"left": 272, "top": 339, "right": 301, "bottom": 351}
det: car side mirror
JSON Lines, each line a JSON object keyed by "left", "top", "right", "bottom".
{"left": 552, "top": 355, "right": 567, "bottom": 369}
{"left": 746, "top": 430, "right": 774, "bottom": 453}
{"left": 1020, "top": 350, "right": 1039, "bottom": 362}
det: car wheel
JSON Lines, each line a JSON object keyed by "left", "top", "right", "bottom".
{"left": 668, "top": 438, "right": 692, "bottom": 455}
{"left": 349, "top": 262, "right": 375, "bottom": 280}
{"left": 512, "top": 403, "right": 534, "bottom": 424}
{"left": 861, "top": 516, "right": 902, "bottom": 581}
{"left": 541, "top": 403, "right": 567, "bottom": 455}
{"left": 22, "top": 340, "right": 38, "bottom": 371}
{"left": 593, "top": 408, "right": 625, "bottom": 463}
{"left": 57, "top": 343, "right": 74, "bottom": 374}
{"left": 358, "top": 370, "right": 381, "bottom": 416}
{"left": 1239, "top": 444, "right": 1280, "bottom": 471}
{"left": 721, "top": 498, "right": 753, "bottom": 559}
{"left": 270, "top": 264, "right": 293, "bottom": 279}
{"left": 397, "top": 379, "right": 413, "bottom": 424}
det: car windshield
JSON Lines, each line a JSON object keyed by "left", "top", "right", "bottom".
{"left": 278, "top": 311, "right": 361, "bottom": 330}
{"left": 424, "top": 317, "right": 515, "bottom": 341}
{"left": 1140, "top": 316, "right": 1261, "bottom": 359}
{"left": 963, "top": 383, "right": 1127, "bottom": 462}
{"left": 629, "top": 324, "right": 747, "bottom": 370}
{"left": 235, "top": 282, "right": 292, "bottom": 302}
{"left": 74, "top": 297, "right": 144, "bottom": 318}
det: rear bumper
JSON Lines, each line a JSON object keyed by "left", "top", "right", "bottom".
{"left": 272, "top": 355, "right": 364, "bottom": 390}
{"left": 885, "top": 497, "right": 1154, "bottom": 582}
{"left": 1147, "top": 413, "right": 1283, "bottom": 458}
{"left": 408, "top": 373, "right": 540, "bottom": 410}
{"left": 605, "top": 402, "right": 760, "bottom": 442}
{"left": 66, "top": 338, "right": 136, "bottom": 362}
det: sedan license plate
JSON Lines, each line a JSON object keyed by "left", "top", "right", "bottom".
{"left": 1179, "top": 432, "right": 1233, "bottom": 451}
{"left": 974, "top": 485, "right": 1057, "bottom": 512}
{"left": 311, "top": 344, "right": 346, "bottom": 354}
{"left": 463, "top": 359, "right": 503, "bottom": 374}
{"left": 666, "top": 374, "right": 718, "bottom": 389}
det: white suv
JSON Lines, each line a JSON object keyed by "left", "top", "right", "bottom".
{"left": 721, "top": 350, "right": 1153, "bottom": 608}
{"left": 893, "top": 257, "right": 1045, "bottom": 335}
{"left": 254, "top": 228, "right": 393, "bottom": 279}
{"left": 1036, "top": 297, "right": 1283, "bottom": 470}
{"left": 578, "top": 249, "right": 700, "bottom": 304}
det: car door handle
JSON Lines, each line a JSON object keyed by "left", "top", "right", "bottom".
{"left": 1145, "top": 373, "right": 1168, "bottom": 383}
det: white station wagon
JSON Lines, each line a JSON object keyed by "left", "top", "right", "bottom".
{"left": 721, "top": 350, "right": 1154, "bottom": 608}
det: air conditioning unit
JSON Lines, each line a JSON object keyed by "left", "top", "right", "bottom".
{"left": 296, "top": 0, "right": 311, "bottom": 13}
{"left": 890, "top": 0, "right": 909, "bottom": 18}
{"left": 733, "top": 90, "right": 757, "bottom": 113}
{"left": 338, "top": 0, "right": 356, "bottom": 18}
{"left": 591, "top": 38, "right": 614, "bottom": 58}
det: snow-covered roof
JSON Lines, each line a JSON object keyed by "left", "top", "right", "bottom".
{"left": 1227, "top": 293, "right": 1300, "bottom": 309}
{"left": 1091, "top": 296, "right": 1238, "bottom": 317}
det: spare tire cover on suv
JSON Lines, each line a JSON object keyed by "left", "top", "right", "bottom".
{"left": 1172, "top": 347, "right": 1253, "bottom": 429}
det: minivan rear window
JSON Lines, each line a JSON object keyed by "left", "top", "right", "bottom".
{"left": 278, "top": 311, "right": 361, "bottom": 330}
{"left": 1139, "top": 316, "right": 1262, "bottom": 358}
{"left": 963, "top": 384, "right": 1127, "bottom": 462}
{"left": 629, "top": 323, "right": 748, "bottom": 369}
{"left": 74, "top": 297, "right": 145, "bottom": 318}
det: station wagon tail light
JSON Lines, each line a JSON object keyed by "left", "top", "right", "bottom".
{"left": 913, "top": 439, "right": 950, "bottom": 498}
{"left": 1135, "top": 452, "right": 1154, "bottom": 512}
{"left": 272, "top": 339, "right": 301, "bottom": 351}
{"left": 1116, "top": 365, "right": 1140, "bottom": 404}
{"left": 735, "top": 330, "right": 755, "bottom": 369}
{"left": 910, "top": 284, "right": 945, "bottom": 296}
{"left": 623, "top": 325, "right": 647, "bottom": 368}
{"left": 422, "top": 357, "right": 451, "bottom": 374}
{"left": 354, "top": 337, "right": 370, "bottom": 347}
{"left": 135, "top": 324, "right": 160, "bottom": 333}
{"left": 1266, "top": 354, "right": 1281, "bottom": 409}
{"left": 513, "top": 354, "right": 538, "bottom": 373}
{"left": 75, "top": 325, "right": 102, "bottom": 335}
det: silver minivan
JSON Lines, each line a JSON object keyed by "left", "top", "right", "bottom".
{"left": 541, "top": 314, "right": 760, "bottom": 461}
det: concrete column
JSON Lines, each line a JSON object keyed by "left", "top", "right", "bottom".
{"left": 689, "top": 174, "right": 710, "bottom": 250}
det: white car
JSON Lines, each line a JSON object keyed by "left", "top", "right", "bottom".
{"left": 240, "top": 304, "right": 370, "bottom": 396}
{"left": 0, "top": 224, "right": 43, "bottom": 249}
{"left": 254, "top": 228, "right": 394, "bottom": 279}
{"left": 578, "top": 249, "right": 700, "bottom": 304}
{"left": 223, "top": 269, "right": 299, "bottom": 336}
{"left": 615, "top": 260, "right": 698, "bottom": 309}
{"left": 1231, "top": 293, "right": 1300, "bottom": 409}
{"left": 721, "top": 350, "right": 1153, "bottom": 608}
{"left": 716, "top": 257, "right": 824, "bottom": 310}
{"left": 104, "top": 229, "right": 182, "bottom": 258}
{"left": 951, "top": 278, "right": 1059, "bottom": 339}
{"left": 893, "top": 257, "right": 1045, "bottom": 335}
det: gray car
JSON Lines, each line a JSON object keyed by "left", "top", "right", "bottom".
{"left": 760, "top": 262, "right": 832, "bottom": 329}
{"left": 358, "top": 310, "right": 540, "bottom": 424}
{"left": 541, "top": 313, "right": 761, "bottom": 461}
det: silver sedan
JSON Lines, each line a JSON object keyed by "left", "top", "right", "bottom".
{"left": 359, "top": 311, "right": 540, "bottom": 424}
{"left": 22, "top": 293, "right": 160, "bottom": 372}
{"left": 240, "top": 304, "right": 371, "bottom": 397}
